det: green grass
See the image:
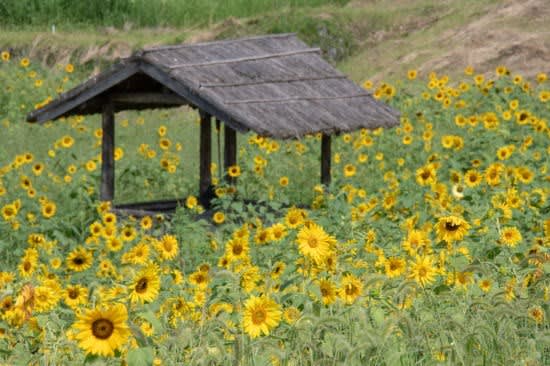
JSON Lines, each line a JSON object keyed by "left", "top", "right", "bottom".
{"left": 0, "top": 0, "right": 349, "bottom": 28}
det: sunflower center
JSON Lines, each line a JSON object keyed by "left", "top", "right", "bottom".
{"left": 232, "top": 244, "right": 243, "bottom": 255}
{"left": 307, "top": 237, "right": 318, "bottom": 248}
{"left": 23, "top": 261, "right": 32, "bottom": 271}
{"left": 163, "top": 242, "right": 173, "bottom": 251}
{"left": 68, "top": 289, "right": 79, "bottom": 299}
{"left": 345, "top": 284, "right": 356, "bottom": 296}
{"left": 421, "top": 171, "right": 431, "bottom": 180}
{"left": 418, "top": 268, "right": 427, "bottom": 277}
{"left": 444, "top": 222, "right": 460, "bottom": 232}
{"left": 320, "top": 287, "right": 329, "bottom": 296}
{"left": 92, "top": 318, "right": 114, "bottom": 340}
{"left": 73, "top": 256, "right": 85, "bottom": 265}
{"left": 389, "top": 262, "right": 400, "bottom": 271}
{"left": 251, "top": 308, "right": 267, "bottom": 324}
{"left": 136, "top": 278, "right": 149, "bottom": 293}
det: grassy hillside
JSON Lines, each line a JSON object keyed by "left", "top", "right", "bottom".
{"left": 1, "top": 0, "right": 549, "bottom": 82}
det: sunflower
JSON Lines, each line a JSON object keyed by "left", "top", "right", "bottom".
{"left": 129, "top": 264, "right": 160, "bottom": 304}
{"left": 416, "top": 164, "right": 437, "bottom": 186}
{"left": 242, "top": 296, "right": 282, "bottom": 338}
{"left": 500, "top": 227, "right": 522, "bottom": 247}
{"left": 33, "top": 286, "right": 60, "bottom": 313}
{"left": 102, "top": 212, "right": 117, "bottom": 226}
{"left": 106, "top": 237, "right": 124, "bottom": 252}
{"left": 285, "top": 207, "right": 307, "bottom": 228}
{"left": 478, "top": 278, "right": 492, "bottom": 293}
{"left": 318, "top": 279, "right": 337, "bottom": 305}
{"left": 227, "top": 165, "right": 241, "bottom": 178}
{"left": 189, "top": 271, "right": 209, "bottom": 288}
{"left": 156, "top": 235, "right": 179, "bottom": 260}
{"left": 72, "top": 303, "right": 131, "bottom": 357}
{"left": 343, "top": 164, "right": 356, "bottom": 177}
{"left": 296, "top": 222, "right": 335, "bottom": 264}
{"left": 464, "top": 170, "right": 482, "bottom": 187}
{"left": 1, "top": 204, "right": 17, "bottom": 221}
{"left": 384, "top": 257, "right": 406, "bottom": 278}
{"left": 122, "top": 242, "right": 150, "bottom": 265}
{"left": 225, "top": 238, "right": 250, "bottom": 263}
{"left": 528, "top": 306, "right": 545, "bottom": 324}
{"left": 41, "top": 201, "right": 56, "bottom": 219}
{"left": 120, "top": 226, "right": 137, "bottom": 242}
{"left": 338, "top": 274, "right": 363, "bottom": 304}
{"left": 402, "top": 229, "right": 431, "bottom": 256}
{"left": 270, "top": 223, "right": 287, "bottom": 241}
{"left": 64, "top": 285, "right": 89, "bottom": 308}
{"left": 435, "top": 216, "right": 470, "bottom": 244}
{"left": 140, "top": 216, "right": 153, "bottom": 230}
{"left": 408, "top": 256, "right": 437, "bottom": 287}
{"left": 212, "top": 211, "right": 225, "bottom": 224}
{"left": 18, "top": 249, "right": 38, "bottom": 278}
{"left": 66, "top": 247, "right": 93, "bottom": 272}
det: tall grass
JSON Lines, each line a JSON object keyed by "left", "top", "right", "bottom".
{"left": 0, "top": 0, "right": 350, "bottom": 28}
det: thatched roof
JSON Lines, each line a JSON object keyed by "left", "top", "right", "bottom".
{"left": 27, "top": 33, "right": 399, "bottom": 138}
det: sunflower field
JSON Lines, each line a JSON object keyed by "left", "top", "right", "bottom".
{"left": 0, "top": 50, "right": 549, "bottom": 365}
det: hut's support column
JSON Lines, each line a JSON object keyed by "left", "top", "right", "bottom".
{"left": 321, "top": 133, "right": 331, "bottom": 186}
{"left": 199, "top": 111, "right": 212, "bottom": 208}
{"left": 224, "top": 124, "right": 237, "bottom": 184}
{"left": 100, "top": 103, "right": 115, "bottom": 202}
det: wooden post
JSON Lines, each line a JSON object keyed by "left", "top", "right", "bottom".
{"left": 321, "top": 133, "right": 331, "bottom": 186}
{"left": 100, "top": 103, "right": 115, "bottom": 202}
{"left": 199, "top": 111, "right": 212, "bottom": 208}
{"left": 224, "top": 123, "right": 237, "bottom": 184}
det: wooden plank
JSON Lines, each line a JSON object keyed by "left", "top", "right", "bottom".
{"left": 199, "top": 111, "right": 213, "bottom": 208}
{"left": 139, "top": 63, "right": 250, "bottom": 134}
{"left": 109, "top": 92, "right": 187, "bottom": 105}
{"left": 200, "top": 75, "right": 346, "bottom": 88}
{"left": 224, "top": 124, "right": 237, "bottom": 184}
{"left": 321, "top": 134, "right": 331, "bottom": 186}
{"left": 224, "top": 93, "right": 371, "bottom": 105}
{"left": 27, "top": 62, "right": 140, "bottom": 123}
{"left": 168, "top": 48, "right": 321, "bottom": 69}
{"left": 100, "top": 103, "right": 115, "bottom": 202}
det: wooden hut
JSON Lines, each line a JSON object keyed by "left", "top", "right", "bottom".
{"left": 27, "top": 33, "right": 399, "bottom": 214}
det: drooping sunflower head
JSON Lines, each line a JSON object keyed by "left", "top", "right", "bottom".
{"left": 435, "top": 216, "right": 470, "bottom": 244}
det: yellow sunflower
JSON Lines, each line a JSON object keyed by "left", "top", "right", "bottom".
{"left": 33, "top": 286, "right": 60, "bottom": 313}
{"left": 225, "top": 238, "right": 250, "bottom": 263}
{"left": 242, "top": 296, "right": 282, "bottom": 338}
{"left": 156, "top": 235, "right": 179, "bottom": 260}
{"left": 296, "top": 222, "right": 335, "bottom": 264}
{"left": 402, "top": 229, "right": 432, "bottom": 256}
{"left": 500, "top": 227, "right": 522, "bottom": 247}
{"left": 338, "top": 274, "right": 363, "bottom": 304}
{"left": 72, "top": 303, "right": 131, "bottom": 357}
{"left": 384, "top": 257, "right": 406, "bottom": 278}
{"left": 64, "top": 285, "right": 89, "bottom": 308}
{"left": 408, "top": 256, "right": 437, "bottom": 287}
{"left": 66, "top": 247, "right": 93, "bottom": 272}
{"left": 318, "top": 278, "right": 337, "bottom": 305}
{"left": 435, "top": 216, "right": 470, "bottom": 244}
{"left": 129, "top": 264, "right": 160, "bottom": 304}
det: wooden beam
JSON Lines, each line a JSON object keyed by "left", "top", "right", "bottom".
{"left": 100, "top": 103, "right": 115, "bottom": 202}
{"left": 224, "top": 124, "right": 237, "bottom": 184}
{"left": 321, "top": 134, "right": 331, "bottom": 186}
{"left": 109, "top": 92, "right": 188, "bottom": 105}
{"left": 199, "top": 111, "right": 213, "bottom": 208}
{"left": 224, "top": 93, "right": 371, "bottom": 105}
{"left": 168, "top": 48, "right": 321, "bottom": 69}
{"left": 200, "top": 75, "right": 346, "bottom": 88}
{"left": 27, "top": 62, "right": 140, "bottom": 123}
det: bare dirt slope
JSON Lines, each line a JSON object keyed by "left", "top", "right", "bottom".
{"left": 342, "top": 0, "right": 550, "bottom": 80}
